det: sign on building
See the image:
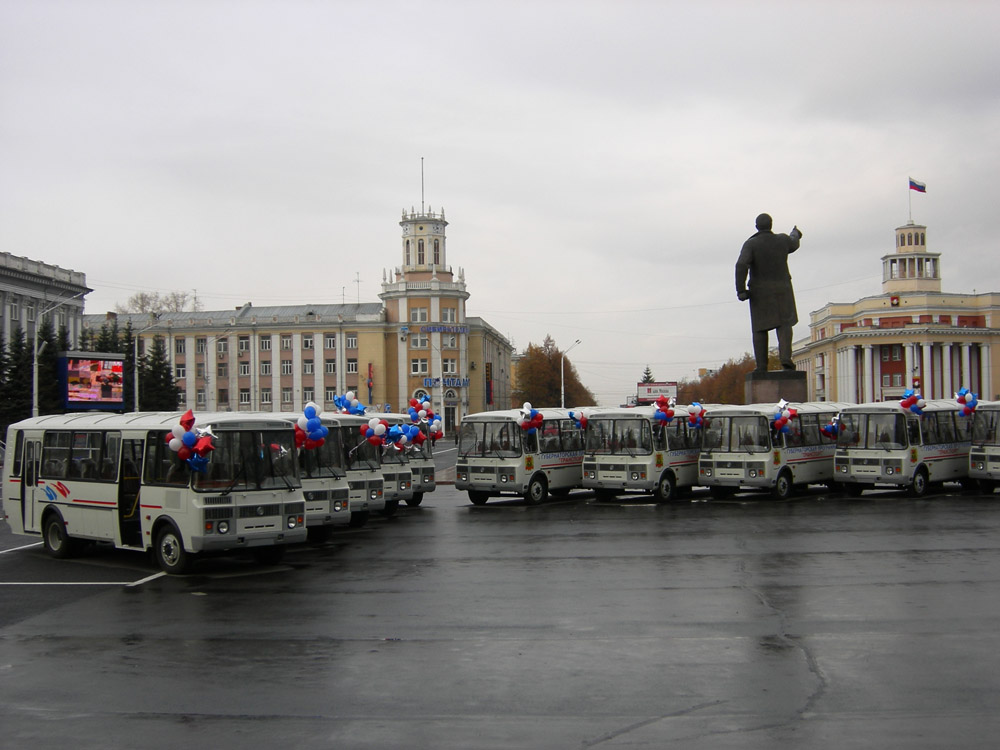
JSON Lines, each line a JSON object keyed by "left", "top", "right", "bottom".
{"left": 636, "top": 381, "right": 677, "bottom": 405}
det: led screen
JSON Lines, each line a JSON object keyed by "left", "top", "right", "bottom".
{"left": 64, "top": 357, "right": 125, "bottom": 409}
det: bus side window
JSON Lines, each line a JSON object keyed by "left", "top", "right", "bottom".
{"left": 799, "top": 414, "right": 821, "bottom": 446}
{"left": 907, "top": 419, "right": 921, "bottom": 446}
{"left": 524, "top": 431, "right": 539, "bottom": 454}
{"left": 11, "top": 431, "right": 24, "bottom": 477}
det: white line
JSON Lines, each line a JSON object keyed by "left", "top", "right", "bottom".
{"left": 0, "top": 581, "right": 135, "bottom": 586}
{"left": 0, "top": 542, "right": 43, "bottom": 554}
{"left": 127, "top": 571, "right": 166, "bottom": 587}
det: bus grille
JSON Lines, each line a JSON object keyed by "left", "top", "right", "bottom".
{"left": 202, "top": 496, "right": 231, "bottom": 505}
{"left": 204, "top": 507, "right": 234, "bottom": 520}
{"left": 239, "top": 504, "right": 280, "bottom": 518}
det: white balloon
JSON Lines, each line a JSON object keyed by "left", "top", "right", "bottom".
{"left": 168, "top": 437, "right": 182, "bottom": 452}
{"left": 298, "top": 417, "right": 309, "bottom": 430}
{"left": 523, "top": 401, "right": 532, "bottom": 411}
{"left": 345, "top": 391, "right": 355, "bottom": 401}
{"left": 171, "top": 425, "right": 185, "bottom": 439}
{"left": 418, "top": 409, "right": 427, "bottom": 419}
{"left": 369, "top": 417, "right": 380, "bottom": 429}
{"left": 374, "top": 423, "right": 386, "bottom": 436}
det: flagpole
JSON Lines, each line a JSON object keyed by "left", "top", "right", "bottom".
{"left": 908, "top": 181, "right": 912, "bottom": 222}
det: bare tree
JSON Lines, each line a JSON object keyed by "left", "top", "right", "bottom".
{"left": 115, "top": 290, "right": 203, "bottom": 315}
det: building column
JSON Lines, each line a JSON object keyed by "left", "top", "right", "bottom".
{"left": 941, "top": 343, "right": 953, "bottom": 401}
{"left": 962, "top": 344, "right": 972, "bottom": 390}
{"left": 921, "top": 344, "right": 932, "bottom": 396}
{"left": 980, "top": 343, "right": 992, "bottom": 400}
{"left": 904, "top": 344, "right": 915, "bottom": 390}
{"left": 847, "top": 346, "right": 858, "bottom": 404}
{"left": 863, "top": 345, "right": 874, "bottom": 403}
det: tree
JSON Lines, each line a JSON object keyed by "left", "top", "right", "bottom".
{"left": 676, "top": 350, "right": 781, "bottom": 405}
{"left": 513, "top": 334, "right": 596, "bottom": 408}
{"left": 641, "top": 366, "right": 655, "bottom": 384}
{"left": 35, "top": 318, "right": 63, "bottom": 415}
{"left": 0, "top": 328, "right": 32, "bottom": 432}
{"left": 138, "top": 335, "right": 179, "bottom": 410}
{"left": 115, "top": 290, "right": 201, "bottom": 315}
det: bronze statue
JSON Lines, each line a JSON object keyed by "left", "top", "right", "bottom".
{"left": 735, "top": 213, "right": 802, "bottom": 372}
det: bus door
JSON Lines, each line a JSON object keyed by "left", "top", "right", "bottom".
{"left": 20, "top": 437, "right": 42, "bottom": 533}
{"left": 117, "top": 439, "right": 144, "bottom": 548}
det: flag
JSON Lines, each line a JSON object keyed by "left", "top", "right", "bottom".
{"left": 909, "top": 178, "right": 926, "bottom": 193}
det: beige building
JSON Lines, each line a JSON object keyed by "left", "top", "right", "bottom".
{"left": 0, "top": 252, "right": 89, "bottom": 346}
{"left": 792, "top": 220, "right": 1000, "bottom": 403}
{"left": 84, "top": 206, "right": 513, "bottom": 431}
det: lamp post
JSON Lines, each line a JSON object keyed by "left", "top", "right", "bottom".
{"left": 32, "top": 291, "right": 88, "bottom": 417}
{"left": 560, "top": 339, "right": 582, "bottom": 408}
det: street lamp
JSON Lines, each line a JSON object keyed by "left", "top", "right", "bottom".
{"left": 560, "top": 339, "right": 582, "bottom": 408}
{"left": 32, "top": 291, "right": 88, "bottom": 417}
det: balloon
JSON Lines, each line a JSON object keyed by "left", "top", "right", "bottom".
{"left": 168, "top": 437, "right": 182, "bottom": 452}
{"left": 369, "top": 417, "right": 380, "bottom": 429}
{"left": 304, "top": 405, "right": 317, "bottom": 420}
{"left": 182, "top": 431, "right": 197, "bottom": 448}
{"left": 177, "top": 445, "right": 192, "bottom": 461}
{"left": 374, "top": 423, "right": 386, "bottom": 436}
{"left": 171, "top": 425, "right": 185, "bottom": 439}
{"left": 345, "top": 391, "right": 355, "bottom": 402}
{"left": 194, "top": 435, "right": 215, "bottom": 456}
{"left": 298, "top": 416, "right": 309, "bottom": 430}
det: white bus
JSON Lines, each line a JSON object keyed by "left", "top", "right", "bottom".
{"left": 582, "top": 406, "right": 702, "bottom": 502}
{"left": 333, "top": 414, "right": 385, "bottom": 527}
{"left": 835, "top": 399, "right": 973, "bottom": 496}
{"left": 970, "top": 402, "right": 1000, "bottom": 492}
{"left": 378, "top": 414, "right": 415, "bottom": 514}
{"left": 3, "top": 412, "right": 306, "bottom": 574}
{"left": 296, "top": 416, "right": 352, "bottom": 541}
{"left": 383, "top": 413, "right": 436, "bottom": 507}
{"left": 455, "top": 408, "right": 584, "bottom": 505}
{"left": 699, "top": 402, "right": 851, "bottom": 499}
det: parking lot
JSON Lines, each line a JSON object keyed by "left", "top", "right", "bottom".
{"left": 2, "top": 482, "right": 1000, "bottom": 749}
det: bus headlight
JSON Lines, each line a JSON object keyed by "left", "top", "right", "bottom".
{"left": 500, "top": 474, "right": 508, "bottom": 483}
{"left": 884, "top": 466, "right": 894, "bottom": 475}
{"left": 287, "top": 515, "right": 301, "bottom": 529}
{"left": 333, "top": 500, "right": 346, "bottom": 512}
{"left": 400, "top": 481, "right": 409, "bottom": 491}
{"left": 702, "top": 468, "right": 712, "bottom": 477}
{"left": 749, "top": 469, "right": 758, "bottom": 478}
{"left": 976, "top": 461, "right": 986, "bottom": 470}
{"left": 370, "top": 489, "right": 379, "bottom": 500}
{"left": 217, "top": 520, "right": 229, "bottom": 534}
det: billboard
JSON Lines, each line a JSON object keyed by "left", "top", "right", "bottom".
{"left": 636, "top": 381, "right": 677, "bottom": 405}
{"left": 60, "top": 354, "right": 125, "bottom": 411}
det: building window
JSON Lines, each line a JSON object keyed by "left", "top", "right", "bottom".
{"left": 893, "top": 373, "right": 903, "bottom": 387}
{"left": 239, "top": 362, "right": 250, "bottom": 376}
{"left": 8, "top": 300, "right": 19, "bottom": 321}
{"left": 410, "top": 308, "right": 428, "bottom": 323}
{"left": 281, "top": 360, "right": 293, "bottom": 375}
{"left": 26, "top": 304, "right": 35, "bottom": 323}
{"left": 324, "top": 359, "right": 336, "bottom": 375}
{"left": 405, "top": 239, "right": 411, "bottom": 266}
{"left": 175, "top": 338, "right": 186, "bottom": 354}
{"left": 281, "top": 335, "right": 292, "bottom": 350}
{"left": 260, "top": 337, "right": 272, "bottom": 351}
{"left": 239, "top": 389, "right": 251, "bottom": 405}
{"left": 347, "top": 359, "right": 358, "bottom": 374}
{"left": 410, "top": 333, "right": 429, "bottom": 349}
{"left": 196, "top": 389, "right": 206, "bottom": 406}
{"left": 882, "top": 374, "right": 891, "bottom": 387}
{"left": 196, "top": 363, "right": 205, "bottom": 378}
{"left": 177, "top": 392, "right": 186, "bottom": 407}
{"left": 441, "top": 307, "right": 457, "bottom": 323}
{"left": 281, "top": 387, "right": 293, "bottom": 403}
{"left": 303, "top": 387, "right": 314, "bottom": 403}
{"left": 303, "top": 360, "right": 314, "bottom": 375}
{"left": 175, "top": 365, "right": 186, "bottom": 379}
{"left": 417, "top": 238, "right": 425, "bottom": 264}
{"left": 410, "top": 358, "right": 429, "bottom": 375}
{"left": 433, "top": 239, "right": 440, "bottom": 265}
{"left": 325, "top": 388, "right": 337, "bottom": 404}
{"left": 324, "top": 334, "right": 336, "bottom": 349}
{"left": 196, "top": 337, "right": 207, "bottom": 354}
{"left": 238, "top": 336, "right": 249, "bottom": 352}
{"left": 443, "top": 334, "right": 457, "bottom": 349}
{"left": 217, "top": 363, "right": 228, "bottom": 378}
{"left": 302, "top": 335, "right": 314, "bottom": 349}
{"left": 217, "top": 339, "right": 228, "bottom": 354}
{"left": 260, "top": 361, "right": 271, "bottom": 376}
{"left": 892, "top": 345, "right": 902, "bottom": 361}
{"left": 346, "top": 334, "right": 358, "bottom": 349}
{"left": 443, "top": 358, "right": 457, "bottom": 374}
{"left": 261, "top": 388, "right": 272, "bottom": 405}
{"left": 218, "top": 389, "right": 229, "bottom": 405}
{"left": 881, "top": 347, "right": 890, "bottom": 362}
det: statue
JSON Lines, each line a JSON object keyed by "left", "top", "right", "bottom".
{"left": 735, "top": 213, "right": 802, "bottom": 372}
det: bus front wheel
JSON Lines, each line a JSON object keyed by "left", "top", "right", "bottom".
{"left": 909, "top": 468, "right": 929, "bottom": 498}
{"left": 655, "top": 473, "right": 677, "bottom": 503}
{"left": 154, "top": 524, "right": 193, "bottom": 575}
{"left": 772, "top": 470, "right": 793, "bottom": 500}
{"left": 524, "top": 476, "right": 548, "bottom": 505}
{"left": 43, "top": 512, "right": 75, "bottom": 559}
{"left": 406, "top": 492, "right": 424, "bottom": 507}
{"left": 469, "top": 491, "right": 489, "bottom": 506}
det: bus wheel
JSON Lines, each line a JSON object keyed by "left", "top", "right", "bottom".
{"left": 43, "top": 512, "right": 75, "bottom": 559}
{"left": 469, "top": 491, "right": 489, "bottom": 506}
{"left": 909, "top": 468, "right": 929, "bottom": 498}
{"left": 846, "top": 483, "right": 866, "bottom": 497}
{"left": 382, "top": 499, "right": 399, "bottom": 517}
{"left": 980, "top": 479, "right": 998, "bottom": 494}
{"left": 406, "top": 492, "right": 424, "bottom": 507}
{"left": 709, "top": 485, "right": 734, "bottom": 500}
{"left": 154, "top": 524, "right": 192, "bottom": 575}
{"left": 655, "top": 473, "right": 677, "bottom": 503}
{"left": 772, "top": 470, "right": 793, "bottom": 500}
{"left": 307, "top": 525, "right": 334, "bottom": 544}
{"left": 349, "top": 511, "right": 370, "bottom": 528}
{"left": 252, "top": 546, "right": 287, "bottom": 566}
{"left": 524, "top": 475, "right": 548, "bottom": 505}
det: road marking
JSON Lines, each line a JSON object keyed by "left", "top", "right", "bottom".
{"left": 0, "top": 542, "right": 43, "bottom": 554}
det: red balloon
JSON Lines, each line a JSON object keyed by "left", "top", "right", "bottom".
{"left": 180, "top": 409, "right": 196, "bottom": 432}
{"left": 194, "top": 435, "right": 215, "bottom": 456}
{"left": 177, "top": 446, "right": 192, "bottom": 461}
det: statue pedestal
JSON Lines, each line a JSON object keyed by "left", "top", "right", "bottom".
{"left": 745, "top": 370, "right": 808, "bottom": 405}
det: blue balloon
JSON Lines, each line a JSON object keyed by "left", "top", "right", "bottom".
{"left": 307, "top": 417, "right": 322, "bottom": 432}
{"left": 304, "top": 405, "right": 317, "bottom": 419}
{"left": 182, "top": 431, "right": 197, "bottom": 447}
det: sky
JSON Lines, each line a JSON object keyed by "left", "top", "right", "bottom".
{"left": 2, "top": 0, "right": 999, "bottom": 406}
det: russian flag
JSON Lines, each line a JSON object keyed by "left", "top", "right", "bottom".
{"left": 909, "top": 178, "right": 927, "bottom": 193}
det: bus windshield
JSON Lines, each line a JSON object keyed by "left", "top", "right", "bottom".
{"left": 340, "top": 426, "right": 380, "bottom": 470}
{"left": 298, "top": 428, "right": 346, "bottom": 479}
{"left": 836, "top": 413, "right": 908, "bottom": 449}
{"left": 458, "top": 421, "right": 522, "bottom": 458}
{"left": 192, "top": 428, "right": 300, "bottom": 492}
{"left": 972, "top": 410, "right": 1000, "bottom": 446}
{"left": 585, "top": 418, "right": 651, "bottom": 455}
{"left": 412, "top": 425, "right": 433, "bottom": 458}
{"left": 703, "top": 416, "right": 771, "bottom": 453}
{"left": 382, "top": 443, "right": 409, "bottom": 465}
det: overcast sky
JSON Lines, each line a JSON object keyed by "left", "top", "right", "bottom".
{"left": 2, "top": 0, "right": 998, "bottom": 406}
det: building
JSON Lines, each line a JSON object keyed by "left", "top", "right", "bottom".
{"left": 0, "top": 252, "right": 90, "bottom": 346}
{"left": 792, "top": 220, "right": 1000, "bottom": 403}
{"left": 84, "top": 206, "right": 513, "bottom": 430}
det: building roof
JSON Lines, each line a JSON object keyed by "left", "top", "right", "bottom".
{"left": 84, "top": 302, "right": 386, "bottom": 331}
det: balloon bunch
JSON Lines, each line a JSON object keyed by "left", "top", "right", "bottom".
{"left": 957, "top": 387, "right": 979, "bottom": 416}
{"left": 518, "top": 402, "right": 544, "bottom": 434}
{"left": 900, "top": 388, "right": 926, "bottom": 416}
{"left": 386, "top": 422, "right": 422, "bottom": 450}
{"left": 653, "top": 396, "right": 675, "bottom": 425}
{"left": 164, "top": 409, "right": 215, "bottom": 473}
{"left": 295, "top": 402, "right": 330, "bottom": 449}
{"left": 333, "top": 390, "right": 367, "bottom": 415}
{"left": 568, "top": 408, "right": 591, "bottom": 430}
{"left": 772, "top": 399, "right": 798, "bottom": 434}
{"left": 820, "top": 416, "right": 840, "bottom": 440}
{"left": 687, "top": 402, "right": 706, "bottom": 428}
{"left": 407, "top": 396, "right": 444, "bottom": 441}
{"left": 361, "top": 417, "right": 389, "bottom": 446}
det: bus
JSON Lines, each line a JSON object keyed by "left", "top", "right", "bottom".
{"left": 3, "top": 412, "right": 306, "bottom": 574}
{"left": 333, "top": 414, "right": 385, "bottom": 527}
{"left": 296, "top": 416, "right": 352, "bottom": 542}
{"left": 970, "top": 401, "right": 1000, "bottom": 492}
{"left": 383, "top": 413, "right": 436, "bottom": 506}
{"left": 582, "top": 406, "right": 701, "bottom": 502}
{"left": 699, "top": 402, "right": 851, "bottom": 499}
{"left": 835, "top": 399, "right": 973, "bottom": 496}
{"left": 378, "top": 414, "right": 415, "bottom": 514}
{"left": 455, "top": 408, "right": 584, "bottom": 505}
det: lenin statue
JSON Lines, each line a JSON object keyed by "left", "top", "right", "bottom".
{"left": 735, "top": 213, "right": 802, "bottom": 372}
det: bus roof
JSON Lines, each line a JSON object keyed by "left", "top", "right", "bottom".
{"left": 839, "top": 399, "right": 965, "bottom": 414}
{"left": 8, "top": 411, "right": 298, "bottom": 431}
{"left": 702, "top": 402, "right": 853, "bottom": 417}
{"left": 462, "top": 407, "right": 576, "bottom": 422}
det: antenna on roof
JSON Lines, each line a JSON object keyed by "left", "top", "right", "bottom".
{"left": 421, "top": 157, "right": 426, "bottom": 214}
